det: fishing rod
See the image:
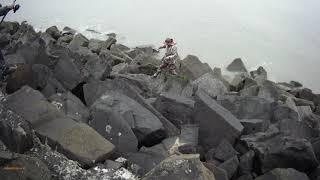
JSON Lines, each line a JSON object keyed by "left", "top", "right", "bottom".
{"left": 0, "top": 0, "right": 19, "bottom": 25}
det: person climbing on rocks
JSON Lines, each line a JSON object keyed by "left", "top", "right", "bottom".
{"left": 153, "top": 38, "right": 178, "bottom": 78}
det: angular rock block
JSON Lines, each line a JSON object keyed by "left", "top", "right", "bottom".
{"left": 194, "top": 90, "right": 243, "bottom": 151}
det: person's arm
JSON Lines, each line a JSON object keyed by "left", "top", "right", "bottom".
{"left": 0, "top": 5, "right": 13, "bottom": 16}
{"left": 158, "top": 45, "right": 166, "bottom": 50}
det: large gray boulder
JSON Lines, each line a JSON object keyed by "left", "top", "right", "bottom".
{"left": 226, "top": 58, "right": 248, "bottom": 72}
{"left": 90, "top": 102, "right": 138, "bottom": 152}
{"left": 194, "top": 90, "right": 243, "bottom": 150}
{"left": 48, "top": 92, "right": 90, "bottom": 123}
{"left": 217, "top": 95, "right": 273, "bottom": 121}
{"left": 52, "top": 45, "right": 83, "bottom": 90}
{"left": 179, "top": 55, "right": 213, "bottom": 80}
{"left": 142, "top": 154, "right": 215, "bottom": 180}
{"left": 84, "top": 79, "right": 180, "bottom": 136}
{"left": 0, "top": 104, "right": 33, "bottom": 153}
{"left": 84, "top": 53, "right": 112, "bottom": 80}
{"left": 29, "top": 140, "right": 136, "bottom": 180}
{"left": 153, "top": 93, "right": 195, "bottom": 128}
{"left": 192, "top": 73, "right": 228, "bottom": 98}
{"left": 91, "top": 91, "right": 164, "bottom": 144}
{"left": 5, "top": 86, "right": 115, "bottom": 167}
{"left": 45, "top": 26, "right": 61, "bottom": 40}
{"left": 218, "top": 156, "right": 239, "bottom": 179}
{"left": 206, "top": 139, "right": 238, "bottom": 162}
{"left": 240, "top": 119, "right": 268, "bottom": 135}
{"left": 255, "top": 168, "right": 309, "bottom": 180}
{"left": 241, "top": 130, "right": 319, "bottom": 173}
{"left": 68, "top": 33, "right": 89, "bottom": 51}
{"left": 203, "top": 162, "right": 228, "bottom": 180}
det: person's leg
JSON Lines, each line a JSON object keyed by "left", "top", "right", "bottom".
{"left": 169, "top": 65, "right": 177, "bottom": 75}
{"left": 153, "top": 60, "right": 168, "bottom": 78}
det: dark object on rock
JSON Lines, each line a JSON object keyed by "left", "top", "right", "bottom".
{"left": 194, "top": 90, "right": 243, "bottom": 150}
{"left": 142, "top": 154, "right": 215, "bottom": 180}
{"left": 62, "top": 26, "right": 76, "bottom": 36}
{"left": 255, "top": 168, "right": 309, "bottom": 180}
{"left": 227, "top": 58, "right": 248, "bottom": 72}
{"left": 250, "top": 66, "right": 267, "bottom": 81}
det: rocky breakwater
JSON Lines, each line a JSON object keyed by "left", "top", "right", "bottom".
{"left": 0, "top": 21, "right": 320, "bottom": 180}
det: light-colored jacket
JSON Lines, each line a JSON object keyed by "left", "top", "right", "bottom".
{"left": 164, "top": 45, "right": 178, "bottom": 62}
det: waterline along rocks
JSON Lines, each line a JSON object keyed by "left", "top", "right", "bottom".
{"left": 0, "top": 21, "right": 320, "bottom": 180}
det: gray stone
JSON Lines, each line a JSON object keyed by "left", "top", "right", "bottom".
{"left": 88, "top": 39, "right": 104, "bottom": 54}
{"left": 142, "top": 154, "right": 215, "bottom": 180}
{"left": 153, "top": 93, "right": 195, "bottom": 128}
{"left": 250, "top": 66, "right": 267, "bottom": 81}
{"left": 194, "top": 90, "right": 243, "bottom": 150}
{"left": 57, "top": 34, "right": 74, "bottom": 45}
{"left": 255, "top": 168, "right": 309, "bottom": 180}
{"left": 203, "top": 162, "right": 228, "bottom": 180}
{"left": 213, "top": 139, "right": 238, "bottom": 162}
{"left": 104, "top": 160, "right": 123, "bottom": 170}
{"left": 272, "top": 103, "right": 300, "bottom": 123}
{"left": 0, "top": 104, "right": 33, "bottom": 153}
{"left": 5, "top": 86, "right": 114, "bottom": 167}
{"left": 258, "top": 80, "right": 285, "bottom": 102}
{"left": 45, "top": 26, "right": 61, "bottom": 40}
{"left": 240, "top": 85, "right": 260, "bottom": 96}
{"left": 0, "top": 154, "right": 52, "bottom": 180}
{"left": 68, "top": 33, "right": 89, "bottom": 51}
{"left": 226, "top": 58, "right": 248, "bottom": 72}
{"left": 91, "top": 91, "right": 164, "bottom": 144}
{"left": 62, "top": 26, "right": 76, "bottom": 36}
{"left": 41, "top": 77, "right": 67, "bottom": 97}
{"left": 84, "top": 79, "right": 179, "bottom": 136}
{"left": 90, "top": 103, "right": 138, "bottom": 152}
{"left": 179, "top": 55, "right": 213, "bottom": 80}
{"left": 239, "top": 150, "right": 255, "bottom": 175}
{"left": 219, "top": 156, "right": 239, "bottom": 179}
{"left": 4, "top": 86, "right": 65, "bottom": 125}
{"left": 217, "top": 95, "right": 273, "bottom": 121}
{"left": 237, "top": 175, "right": 253, "bottom": 180}
{"left": 48, "top": 92, "right": 90, "bottom": 123}
{"left": 84, "top": 53, "right": 112, "bottom": 80}
{"left": 294, "top": 97, "right": 316, "bottom": 110}
{"left": 126, "top": 151, "right": 166, "bottom": 175}
{"left": 192, "top": 73, "right": 228, "bottom": 98}
{"left": 53, "top": 47, "right": 83, "bottom": 90}
{"left": 240, "top": 119, "right": 268, "bottom": 135}
{"left": 290, "top": 81, "right": 303, "bottom": 88}
{"left": 277, "top": 118, "right": 318, "bottom": 141}
{"left": 241, "top": 131, "right": 319, "bottom": 173}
